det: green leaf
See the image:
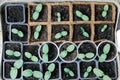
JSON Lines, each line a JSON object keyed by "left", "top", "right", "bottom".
{"left": 69, "top": 71, "right": 74, "bottom": 77}
{"left": 31, "top": 56, "right": 38, "bottom": 62}
{"left": 55, "top": 33, "right": 62, "bottom": 39}
{"left": 48, "top": 63, "right": 55, "bottom": 72}
{"left": 25, "top": 52, "right": 32, "bottom": 58}
{"left": 18, "top": 31, "right": 24, "bottom": 37}
{"left": 42, "top": 54, "right": 48, "bottom": 62}
{"left": 12, "top": 28, "right": 18, "bottom": 34}
{"left": 101, "top": 25, "right": 108, "bottom": 32}
{"left": 36, "top": 4, "right": 42, "bottom": 12}
{"left": 102, "top": 11, "right": 107, "bottom": 17}
{"left": 103, "top": 75, "right": 111, "bottom": 80}
{"left": 104, "top": 5, "right": 109, "bottom": 11}
{"left": 57, "top": 12, "right": 61, "bottom": 17}
{"left": 64, "top": 68, "right": 70, "bottom": 73}
{"left": 83, "top": 32, "right": 89, "bottom": 38}
{"left": 57, "top": 12, "right": 61, "bottom": 22}
{"left": 87, "top": 66, "right": 92, "bottom": 72}
{"left": 32, "top": 12, "right": 39, "bottom": 20}
{"left": 77, "top": 53, "right": 85, "bottom": 59}
{"left": 36, "top": 25, "right": 42, "bottom": 32}
{"left": 82, "top": 15, "right": 89, "bottom": 21}
{"left": 84, "top": 72, "right": 89, "bottom": 78}
{"left": 14, "top": 59, "right": 23, "bottom": 69}
{"left": 22, "top": 69, "right": 33, "bottom": 77}
{"left": 14, "top": 51, "right": 21, "bottom": 57}
{"left": 99, "top": 54, "right": 107, "bottom": 62}
{"left": 93, "top": 68, "right": 104, "bottom": 77}
{"left": 6, "top": 50, "right": 14, "bottom": 56}
{"left": 33, "top": 71, "right": 43, "bottom": 78}
{"left": 60, "top": 50, "right": 68, "bottom": 58}
{"left": 80, "top": 27, "right": 85, "bottom": 32}
{"left": 85, "top": 52, "right": 94, "bottom": 59}
{"left": 42, "top": 44, "right": 49, "bottom": 54}
{"left": 44, "top": 71, "right": 51, "bottom": 80}
{"left": 66, "top": 44, "right": 75, "bottom": 52}
{"left": 10, "top": 67, "right": 18, "bottom": 79}
{"left": 34, "top": 32, "right": 39, "bottom": 39}
{"left": 76, "top": 10, "right": 83, "bottom": 17}
{"left": 103, "top": 44, "right": 110, "bottom": 54}
{"left": 61, "top": 31, "right": 68, "bottom": 36}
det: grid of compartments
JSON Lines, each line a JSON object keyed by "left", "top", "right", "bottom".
{"left": 28, "top": 2, "right": 116, "bottom": 44}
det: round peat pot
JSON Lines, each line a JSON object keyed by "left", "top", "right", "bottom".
{"left": 59, "top": 41, "right": 77, "bottom": 63}
{"left": 98, "top": 40, "right": 118, "bottom": 62}
{"left": 39, "top": 42, "right": 59, "bottom": 63}
{"left": 77, "top": 40, "right": 97, "bottom": 62}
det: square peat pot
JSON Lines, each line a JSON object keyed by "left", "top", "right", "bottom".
{"left": 0, "top": 0, "right": 120, "bottom": 80}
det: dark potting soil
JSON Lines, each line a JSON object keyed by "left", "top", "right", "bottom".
{"left": 61, "top": 62, "right": 78, "bottom": 79}
{"left": 51, "top": 25, "right": 69, "bottom": 41}
{"left": 73, "top": 4, "right": 91, "bottom": 21}
{"left": 98, "top": 42, "right": 117, "bottom": 60}
{"left": 42, "top": 62, "right": 59, "bottom": 79}
{"left": 94, "top": 24, "right": 114, "bottom": 41}
{"left": 23, "top": 45, "right": 39, "bottom": 62}
{"left": 95, "top": 5, "right": 112, "bottom": 21}
{"left": 40, "top": 43, "right": 58, "bottom": 61}
{"left": 78, "top": 42, "right": 96, "bottom": 60}
{"left": 4, "top": 62, "right": 21, "bottom": 78}
{"left": 51, "top": 5, "right": 69, "bottom": 21}
{"left": 73, "top": 24, "right": 91, "bottom": 41}
{"left": 6, "top": 5, "right": 24, "bottom": 22}
{"left": 99, "top": 61, "right": 117, "bottom": 78}
{"left": 11, "top": 24, "right": 28, "bottom": 41}
{"left": 80, "top": 61, "right": 96, "bottom": 78}
{"left": 5, "top": 43, "right": 21, "bottom": 60}
{"left": 60, "top": 43, "right": 77, "bottom": 61}
{"left": 23, "top": 63, "right": 40, "bottom": 80}
{"left": 29, "top": 25, "right": 48, "bottom": 42}
{"left": 30, "top": 5, "right": 48, "bottom": 22}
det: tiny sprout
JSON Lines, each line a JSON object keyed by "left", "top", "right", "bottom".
{"left": 34, "top": 25, "right": 42, "bottom": 39}
{"left": 12, "top": 28, "right": 24, "bottom": 37}
{"left": 80, "top": 27, "right": 89, "bottom": 38}
{"left": 57, "top": 12, "right": 61, "bottom": 22}
{"left": 84, "top": 66, "right": 92, "bottom": 78}
{"left": 102, "top": 4, "right": 109, "bottom": 17}
{"left": 25, "top": 52, "right": 38, "bottom": 62}
{"left": 22, "top": 69, "right": 43, "bottom": 78}
{"left": 64, "top": 68, "right": 75, "bottom": 77}
{"left": 42, "top": 44, "right": 49, "bottom": 62}
{"left": 76, "top": 10, "right": 89, "bottom": 21}
{"left": 60, "top": 44, "right": 75, "bottom": 58}
{"left": 6, "top": 49, "right": 21, "bottom": 57}
{"left": 55, "top": 31, "right": 68, "bottom": 39}
{"left": 101, "top": 25, "right": 108, "bottom": 32}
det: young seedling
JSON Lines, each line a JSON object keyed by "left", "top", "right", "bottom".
{"left": 93, "top": 68, "right": 111, "bottom": 80}
{"left": 80, "top": 27, "right": 89, "bottom": 38}
{"left": 24, "top": 52, "right": 38, "bottom": 62}
{"left": 55, "top": 31, "right": 68, "bottom": 39}
{"left": 60, "top": 44, "right": 75, "bottom": 58}
{"left": 44, "top": 63, "right": 55, "bottom": 80}
{"left": 12, "top": 28, "right": 24, "bottom": 37}
{"left": 83, "top": 66, "right": 92, "bottom": 78}
{"left": 10, "top": 59, "right": 23, "bottom": 79}
{"left": 34, "top": 25, "right": 42, "bottom": 39}
{"left": 101, "top": 25, "right": 108, "bottom": 32}
{"left": 42, "top": 44, "right": 49, "bottom": 62}
{"left": 99, "top": 43, "right": 111, "bottom": 62}
{"left": 102, "top": 5, "right": 109, "bottom": 17}
{"left": 32, "top": 3, "right": 43, "bottom": 20}
{"left": 64, "top": 67, "right": 75, "bottom": 77}
{"left": 6, "top": 49, "right": 21, "bottom": 57}
{"left": 76, "top": 10, "right": 89, "bottom": 21}
{"left": 22, "top": 69, "right": 43, "bottom": 79}
{"left": 77, "top": 52, "right": 94, "bottom": 60}
{"left": 57, "top": 12, "right": 61, "bottom": 22}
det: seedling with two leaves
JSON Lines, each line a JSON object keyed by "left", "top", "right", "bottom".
{"left": 64, "top": 67, "right": 75, "bottom": 77}
{"left": 55, "top": 31, "right": 68, "bottom": 39}
{"left": 12, "top": 28, "right": 24, "bottom": 37}
{"left": 6, "top": 49, "right": 21, "bottom": 57}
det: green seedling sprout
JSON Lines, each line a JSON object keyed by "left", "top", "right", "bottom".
{"left": 10, "top": 59, "right": 23, "bottom": 79}
{"left": 22, "top": 69, "right": 43, "bottom": 78}
{"left": 6, "top": 49, "right": 21, "bottom": 57}
{"left": 44, "top": 63, "right": 55, "bottom": 80}
{"left": 60, "top": 44, "right": 75, "bottom": 58}
{"left": 42, "top": 44, "right": 49, "bottom": 62}
{"left": 12, "top": 28, "right": 24, "bottom": 37}
{"left": 76, "top": 10, "right": 89, "bottom": 21}
{"left": 83, "top": 66, "right": 92, "bottom": 78}
{"left": 102, "top": 5, "right": 109, "bottom": 17}
{"left": 55, "top": 31, "right": 68, "bottom": 39}
{"left": 34, "top": 25, "right": 42, "bottom": 39}
{"left": 80, "top": 27, "right": 89, "bottom": 38}
{"left": 101, "top": 25, "right": 108, "bottom": 32}
{"left": 32, "top": 3, "right": 43, "bottom": 20}
{"left": 77, "top": 52, "right": 95, "bottom": 60}
{"left": 57, "top": 12, "right": 61, "bottom": 22}
{"left": 99, "top": 43, "right": 111, "bottom": 62}
{"left": 64, "top": 67, "right": 75, "bottom": 77}
{"left": 93, "top": 68, "right": 111, "bottom": 80}
{"left": 24, "top": 52, "right": 38, "bottom": 62}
